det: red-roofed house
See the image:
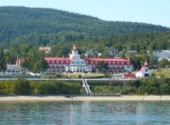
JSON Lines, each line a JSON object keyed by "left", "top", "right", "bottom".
{"left": 45, "top": 45, "right": 133, "bottom": 73}
{"left": 135, "top": 60, "right": 152, "bottom": 78}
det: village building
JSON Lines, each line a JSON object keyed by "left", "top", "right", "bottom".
{"left": 153, "top": 50, "right": 170, "bottom": 61}
{"left": 45, "top": 45, "right": 133, "bottom": 73}
{"left": 135, "top": 61, "right": 152, "bottom": 78}
{"left": 39, "top": 46, "right": 51, "bottom": 54}
{"left": 6, "top": 57, "right": 28, "bottom": 74}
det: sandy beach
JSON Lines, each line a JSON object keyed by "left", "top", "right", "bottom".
{"left": 0, "top": 95, "right": 170, "bottom": 102}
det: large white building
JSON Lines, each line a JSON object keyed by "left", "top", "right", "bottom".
{"left": 45, "top": 45, "right": 133, "bottom": 73}
{"left": 65, "top": 45, "right": 92, "bottom": 72}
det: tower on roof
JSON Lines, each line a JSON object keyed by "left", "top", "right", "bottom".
{"left": 144, "top": 60, "right": 148, "bottom": 67}
{"left": 72, "top": 44, "right": 77, "bottom": 51}
{"left": 127, "top": 56, "right": 130, "bottom": 61}
{"left": 69, "top": 44, "right": 80, "bottom": 60}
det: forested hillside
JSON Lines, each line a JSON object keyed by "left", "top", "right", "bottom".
{"left": 0, "top": 6, "right": 169, "bottom": 44}
{"left": 1, "top": 6, "right": 170, "bottom": 72}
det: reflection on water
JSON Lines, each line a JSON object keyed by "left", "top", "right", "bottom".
{"left": 0, "top": 101, "right": 170, "bottom": 125}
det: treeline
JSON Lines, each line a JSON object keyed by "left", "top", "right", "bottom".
{"left": 0, "top": 79, "right": 82, "bottom": 95}
{"left": 3, "top": 31, "right": 170, "bottom": 71}
{"left": 1, "top": 31, "right": 170, "bottom": 72}
{"left": 0, "top": 7, "right": 170, "bottom": 72}
{"left": 90, "top": 77, "right": 170, "bottom": 95}
{"left": 0, "top": 6, "right": 169, "bottom": 44}
{"left": 0, "top": 46, "right": 49, "bottom": 72}
{"left": 0, "top": 77, "right": 170, "bottom": 95}
{"left": 7, "top": 31, "right": 170, "bottom": 55}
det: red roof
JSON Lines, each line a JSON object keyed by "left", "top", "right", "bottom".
{"left": 45, "top": 57, "right": 70, "bottom": 61}
{"left": 45, "top": 57, "right": 130, "bottom": 63}
{"left": 85, "top": 58, "right": 129, "bottom": 62}
{"left": 123, "top": 73, "right": 136, "bottom": 78}
{"left": 139, "top": 66, "right": 148, "bottom": 72}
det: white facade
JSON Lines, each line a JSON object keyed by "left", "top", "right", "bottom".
{"left": 5, "top": 57, "right": 28, "bottom": 74}
{"left": 66, "top": 45, "right": 92, "bottom": 72}
{"left": 135, "top": 61, "right": 152, "bottom": 78}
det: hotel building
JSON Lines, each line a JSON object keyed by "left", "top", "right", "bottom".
{"left": 45, "top": 45, "right": 133, "bottom": 73}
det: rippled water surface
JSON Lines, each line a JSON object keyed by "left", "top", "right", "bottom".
{"left": 0, "top": 101, "right": 170, "bottom": 125}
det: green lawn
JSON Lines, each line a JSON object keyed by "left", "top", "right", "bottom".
{"left": 43, "top": 72, "right": 106, "bottom": 79}
{"left": 62, "top": 73, "right": 106, "bottom": 78}
{"left": 152, "top": 68, "right": 170, "bottom": 78}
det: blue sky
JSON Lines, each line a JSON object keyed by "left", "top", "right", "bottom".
{"left": 0, "top": 0, "right": 169, "bottom": 27}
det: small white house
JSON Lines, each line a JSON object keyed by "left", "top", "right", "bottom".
{"left": 135, "top": 61, "right": 152, "bottom": 78}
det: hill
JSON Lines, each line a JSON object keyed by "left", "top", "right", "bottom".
{"left": 0, "top": 6, "right": 169, "bottom": 44}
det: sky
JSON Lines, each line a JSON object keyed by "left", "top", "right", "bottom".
{"left": 0, "top": 0, "right": 170, "bottom": 27}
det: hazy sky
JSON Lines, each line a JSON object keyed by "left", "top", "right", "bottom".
{"left": 0, "top": 0, "right": 169, "bottom": 27}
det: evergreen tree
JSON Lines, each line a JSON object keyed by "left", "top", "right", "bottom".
{"left": 96, "top": 61, "right": 108, "bottom": 72}
{"left": 0, "top": 47, "right": 6, "bottom": 72}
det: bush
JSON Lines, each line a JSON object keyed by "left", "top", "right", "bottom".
{"left": 11, "top": 78, "right": 31, "bottom": 95}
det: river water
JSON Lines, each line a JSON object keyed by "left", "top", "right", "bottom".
{"left": 0, "top": 101, "right": 170, "bottom": 125}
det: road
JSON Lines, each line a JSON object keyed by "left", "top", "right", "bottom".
{"left": 0, "top": 77, "right": 137, "bottom": 83}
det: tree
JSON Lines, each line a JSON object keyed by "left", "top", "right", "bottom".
{"left": 0, "top": 47, "right": 6, "bottom": 72}
{"left": 96, "top": 61, "right": 108, "bottom": 72}
{"left": 148, "top": 54, "right": 158, "bottom": 68}
{"left": 158, "top": 59, "right": 170, "bottom": 68}
{"left": 11, "top": 78, "right": 31, "bottom": 95}
{"left": 21, "top": 50, "right": 48, "bottom": 73}
{"left": 34, "top": 57, "right": 49, "bottom": 73}
{"left": 129, "top": 54, "right": 141, "bottom": 70}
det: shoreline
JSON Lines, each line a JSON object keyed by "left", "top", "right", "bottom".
{"left": 0, "top": 95, "right": 170, "bottom": 102}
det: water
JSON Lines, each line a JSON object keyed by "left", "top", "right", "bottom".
{"left": 0, "top": 101, "right": 170, "bottom": 125}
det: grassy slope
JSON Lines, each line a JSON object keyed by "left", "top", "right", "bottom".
{"left": 152, "top": 68, "right": 170, "bottom": 78}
